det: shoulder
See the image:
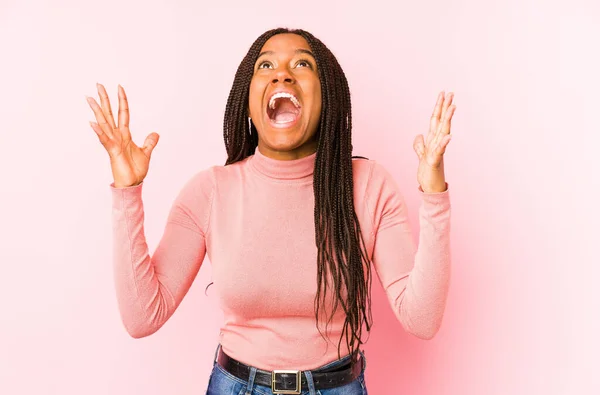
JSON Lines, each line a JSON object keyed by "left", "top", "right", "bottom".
{"left": 351, "top": 155, "right": 374, "bottom": 188}
{"left": 183, "top": 156, "right": 251, "bottom": 188}
{"left": 181, "top": 166, "right": 216, "bottom": 191}
{"left": 352, "top": 156, "right": 407, "bottom": 224}
{"left": 351, "top": 155, "right": 398, "bottom": 194}
{"left": 174, "top": 164, "right": 222, "bottom": 205}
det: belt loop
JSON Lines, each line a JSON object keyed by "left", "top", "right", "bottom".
{"left": 245, "top": 367, "right": 257, "bottom": 395}
{"left": 303, "top": 370, "right": 317, "bottom": 395}
{"left": 213, "top": 344, "right": 221, "bottom": 365}
{"left": 359, "top": 349, "right": 367, "bottom": 372}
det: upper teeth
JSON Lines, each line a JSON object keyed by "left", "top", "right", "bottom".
{"left": 269, "top": 92, "right": 300, "bottom": 109}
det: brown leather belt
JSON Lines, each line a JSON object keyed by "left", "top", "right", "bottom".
{"left": 216, "top": 347, "right": 364, "bottom": 394}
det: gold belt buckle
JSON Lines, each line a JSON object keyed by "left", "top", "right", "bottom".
{"left": 271, "top": 370, "right": 301, "bottom": 394}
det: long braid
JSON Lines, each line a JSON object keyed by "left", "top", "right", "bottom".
{"left": 222, "top": 28, "right": 372, "bottom": 368}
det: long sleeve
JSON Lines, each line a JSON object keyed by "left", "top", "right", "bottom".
{"left": 368, "top": 162, "right": 451, "bottom": 339}
{"left": 110, "top": 170, "right": 214, "bottom": 338}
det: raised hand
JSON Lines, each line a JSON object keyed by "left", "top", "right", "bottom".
{"left": 86, "top": 84, "right": 160, "bottom": 188}
{"left": 413, "top": 91, "right": 456, "bottom": 193}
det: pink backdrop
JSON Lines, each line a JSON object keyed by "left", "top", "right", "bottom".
{"left": 1, "top": 0, "right": 598, "bottom": 394}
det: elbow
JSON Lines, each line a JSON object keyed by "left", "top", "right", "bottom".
{"left": 401, "top": 312, "right": 444, "bottom": 340}
{"left": 398, "top": 297, "right": 448, "bottom": 340}
{"left": 410, "top": 324, "right": 440, "bottom": 340}
{"left": 117, "top": 299, "right": 167, "bottom": 339}
{"left": 122, "top": 319, "right": 159, "bottom": 339}
{"left": 128, "top": 329, "right": 150, "bottom": 339}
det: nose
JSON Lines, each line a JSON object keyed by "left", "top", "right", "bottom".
{"left": 271, "top": 66, "right": 295, "bottom": 84}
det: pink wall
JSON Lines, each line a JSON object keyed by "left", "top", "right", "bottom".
{"left": 1, "top": 0, "right": 598, "bottom": 394}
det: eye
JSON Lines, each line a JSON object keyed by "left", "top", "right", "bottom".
{"left": 296, "top": 59, "right": 313, "bottom": 68}
{"left": 257, "top": 61, "right": 273, "bottom": 69}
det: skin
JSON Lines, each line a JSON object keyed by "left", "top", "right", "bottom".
{"left": 248, "top": 33, "right": 322, "bottom": 161}
{"left": 86, "top": 84, "right": 159, "bottom": 188}
{"left": 85, "top": 34, "right": 456, "bottom": 192}
{"left": 414, "top": 91, "right": 456, "bottom": 193}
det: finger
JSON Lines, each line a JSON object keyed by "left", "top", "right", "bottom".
{"left": 436, "top": 134, "right": 452, "bottom": 156}
{"left": 97, "top": 83, "right": 117, "bottom": 129}
{"left": 431, "top": 91, "right": 444, "bottom": 121}
{"left": 433, "top": 104, "right": 456, "bottom": 148}
{"left": 428, "top": 92, "right": 444, "bottom": 144}
{"left": 142, "top": 132, "right": 160, "bottom": 157}
{"left": 86, "top": 96, "right": 113, "bottom": 139}
{"left": 440, "top": 92, "right": 454, "bottom": 122}
{"left": 89, "top": 121, "right": 110, "bottom": 147}
{"left": 118, "top": 85, "right": 131, "bottom": 134}
{"left": 413, "top": 135, "right": 425, "bottom": 159}
{"left": 440, "top": 105, "right": 456, "bottom": 137}
{"left": 117, "top": 85, "right": 133, "bottom": 143}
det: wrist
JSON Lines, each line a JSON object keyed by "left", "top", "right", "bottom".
{"left": 420, "top": 182, "right": 448, "bottom": 193}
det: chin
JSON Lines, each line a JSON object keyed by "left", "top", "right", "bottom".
{"left": 259, "top": 123, "right": 309, "bottom": 147}
{"left": 263, "top": 137, "right": 306, "bottom": 152}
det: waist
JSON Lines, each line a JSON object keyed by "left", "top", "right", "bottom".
{"left": 218, "top": 328, "right": 352, "bottom": 370}
{"left": 214, "top": 344, "right": 365, "bottom": 394}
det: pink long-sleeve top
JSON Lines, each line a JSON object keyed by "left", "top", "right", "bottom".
{"left": 110, "top": 147, "right": 451, "bottom": 371}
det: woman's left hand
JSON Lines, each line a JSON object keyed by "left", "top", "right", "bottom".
{"left": 413, "top": 91, "right": 456, "bottom": 193}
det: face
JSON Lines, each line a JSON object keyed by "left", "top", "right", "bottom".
{"left": 248, "top": 33, "right": 322, "bottom": 160}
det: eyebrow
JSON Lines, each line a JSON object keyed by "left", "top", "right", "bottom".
{"left": 256, "top": 49, "right": 316, "bottom": 60}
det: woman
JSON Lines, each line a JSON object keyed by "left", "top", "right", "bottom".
{"left": 86, "top": 27, "right": 454, "bottom": 395}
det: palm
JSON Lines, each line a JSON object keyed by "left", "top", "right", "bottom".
{"left": 110, "top": 138, "right": 150, "bottom": 186}
{"left": 86, "top": 84, "right": 159, "bottom": 187}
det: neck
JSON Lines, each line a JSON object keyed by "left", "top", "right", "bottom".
{"left": 250, "top": 145, "right": 316, "bottom": 181}
{"left": 256, "top": 141, "right": 318, "bottom": 161}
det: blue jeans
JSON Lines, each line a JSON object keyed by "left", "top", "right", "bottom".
{"left": 205, "top": 344, "right": 368, "bottom": 395}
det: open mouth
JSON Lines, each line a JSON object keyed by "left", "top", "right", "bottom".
{"left": 266, "top": 92, "right": 301, "bottom": 127}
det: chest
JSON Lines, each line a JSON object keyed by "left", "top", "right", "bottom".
{"left": 207, "top": 181, "right": 320, "bottom": 317}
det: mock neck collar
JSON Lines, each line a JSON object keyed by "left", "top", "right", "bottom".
{"left": 249, "top": 146, "right": 316, "bottom": 181}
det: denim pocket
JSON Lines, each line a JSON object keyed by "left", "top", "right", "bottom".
{"left": 319, "top": 375, "right": 365, "bottom": 395}
{"left": 205, "top": 364, "right": 248, "bottom": 395}
{"left": 358, "top": 372, "right": 368, "bottom": 395}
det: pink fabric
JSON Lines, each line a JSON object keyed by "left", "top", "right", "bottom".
{"left": 110, "top": 147, "right": 451, "bottom": 370}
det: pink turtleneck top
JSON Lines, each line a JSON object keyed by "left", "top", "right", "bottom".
{"left": 110, "top": 147, "right": 451, "bottom": 370}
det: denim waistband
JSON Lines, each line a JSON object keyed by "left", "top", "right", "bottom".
{"left": 212, "top": 343, "right": 366, "bottom": 372}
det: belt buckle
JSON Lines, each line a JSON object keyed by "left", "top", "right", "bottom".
{"left": 271, "top": 370, "right": 301, "bottom": 394}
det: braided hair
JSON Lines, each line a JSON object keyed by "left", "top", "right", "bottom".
{"left": 223, "top": 28, "right": 372, "bottom": 367}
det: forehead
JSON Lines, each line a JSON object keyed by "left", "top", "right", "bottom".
{"left": 259, "top": 33, "right": 312, "bottom": 55}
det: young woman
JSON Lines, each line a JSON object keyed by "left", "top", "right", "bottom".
{"left": 86, "top": 27, "right": 455, "bottom": 395}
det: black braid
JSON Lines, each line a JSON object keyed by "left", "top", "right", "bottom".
{"left": 222, "top": 28, "right": 372, "bottom": 368}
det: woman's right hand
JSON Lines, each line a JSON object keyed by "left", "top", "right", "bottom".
{"left": 86, "top": 83, "right": 160, "bottom": 188}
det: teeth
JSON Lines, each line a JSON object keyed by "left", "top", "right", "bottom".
{"left": 268, "top": 92, "right": 300, "bottom": 110}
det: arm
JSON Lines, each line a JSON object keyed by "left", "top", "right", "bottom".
{"left": 368, "top": 162, "right": 451, "bottom": 339}
{"left": 111, "top": 171, "right": 213, "bottom": 338}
